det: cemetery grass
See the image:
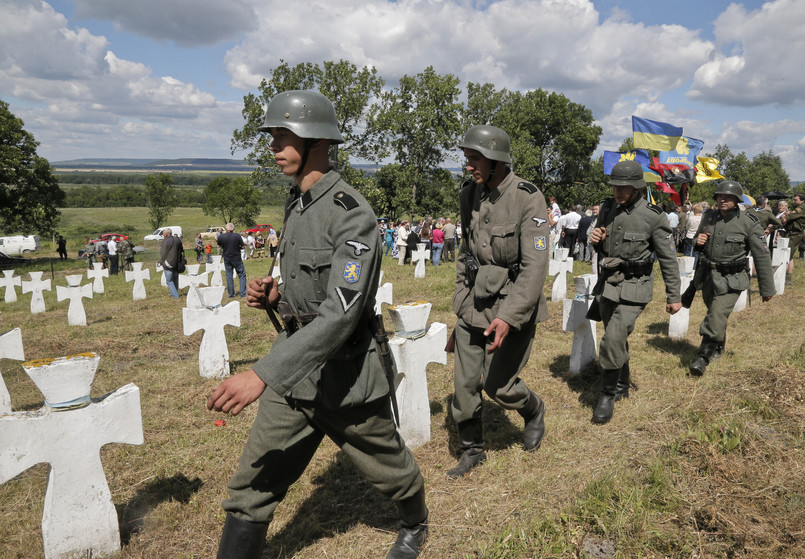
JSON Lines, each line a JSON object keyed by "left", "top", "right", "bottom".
{"left": 1, "top": 235, "right": 804, "bottom": 557}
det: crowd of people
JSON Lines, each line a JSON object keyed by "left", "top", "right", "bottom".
{"left": 381, "top": 217, "right": 460, "bottom": 266}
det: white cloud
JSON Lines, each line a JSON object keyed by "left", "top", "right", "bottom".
{"left": 688, "top": 0, "right": 805, "bottom": 106}
{"left": 73, "top": 0, "right": 258, "bottom": 46}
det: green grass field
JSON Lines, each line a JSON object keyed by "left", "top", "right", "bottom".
{"left": 1, "top": 206, "right": 804, "bottom": 558}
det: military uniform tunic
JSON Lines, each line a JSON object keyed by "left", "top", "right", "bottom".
{"left": 592, "top": 195, "right": 681, "bottom": 371}
{"left": 783, "top": 201, "right": 805, "bottom": 252}
{"left": 450, "top": 171, "right": 549, "bottom": 426}
{"left": 224, "top": 170, "right": 423, "bottom": 524}
{"left": 693, "top": 208, "right": 775, "bottom": 343}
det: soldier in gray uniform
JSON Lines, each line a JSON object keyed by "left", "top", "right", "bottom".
{"left": 448, "top": 125, "right": 549, "bottom": 479}
{"left": 588, "top": 160, "right": 682, "bottom": 424}
{"left": 689, "top": 180, "right": 775, "bottom": 375}
{"left": 207, "top": 91, "right": 427, "bottom": 559}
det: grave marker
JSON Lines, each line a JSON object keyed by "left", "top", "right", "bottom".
{"left": 86, "top": 262, "right": 109, "bottom": 294}
{"left": 0, "top": 328, "right": 25, "bottom": 413}
{"left": 124, "top": 262, "right": 150, "bottom": 301}
{"left": 412, "top": 243, "right": 430, "bottom": 279}
{"left": 387, "top": 301, "right": 447, "bottom": 449}
{"left": 0, "top": 353, "right": 143, "bottom": 559}
{"left": 549, "top": 247, "right": 574, "bottom": 302}
{"left": 374, "top": 271, "right": 393, "bottom": 316}
{"left": 56, "top": 275, "right": 93, "bottom": 326}
{"left": 22, "top": 271, "right": 51, "bottom": 314}
{"left": 669, "top": 257, "right": 694, "bottom": 339}
{"left": 773, "top": 237, "right": 790, "bottom": 295}
{"left": 1, "top": 269, "right": 21, "bottom": 304}
{"left": 183, "top": 286, "right": 241, "bottom": 378}
{"left": 562, "top": 274, "right": 598, "bottom": 375}
{"left": 206, "top": 255, "right": 224, "bottom": 287}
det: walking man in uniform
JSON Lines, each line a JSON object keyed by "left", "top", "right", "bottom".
{"left": 448, "top": 125, "right": 549, "bottom": 479}
{"left": 588, "top": 160, "right": 682, "bottom": 424}
{"left": 781, "top": 192, "right": 805, "bottom": 284}
{"left": 689, "top": 181, "right": 775, "bottom": 375}
{"left": 207, "top": 91, "right": 427, "bottom": 559}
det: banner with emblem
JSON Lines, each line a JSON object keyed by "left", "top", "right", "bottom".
{"left": 659, "top": 136, "right": 704, "bottom": 169}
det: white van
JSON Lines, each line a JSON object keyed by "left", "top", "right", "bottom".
{"left": 0, "top": 235, "right": 41, "bottom": 256}
{"left": 144, "top": 226, "right": 183, "bottom": 241}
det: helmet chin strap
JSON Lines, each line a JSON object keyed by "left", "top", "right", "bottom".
{"left": 486, "top": 161, "right": 508, "bottom": 185}
{"left": 296, "top": 138, "right": 317, "bottom": 177}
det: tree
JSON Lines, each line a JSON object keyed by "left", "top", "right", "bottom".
{"left": 202, "top": 176, "right": 261, "bottom": 226}
{"left": 370, "top": 66, "right": 463, "bottom": 218}
{"left": 231, "top": 59, "right": 385, "bottom": 190}
{"left": 144, "top": 173, "right": 177, "bottom": 229}
{"left": 0, "top": 100, "right": 64, "bottom": 235}
{"left": 703, "top": 145, "right": 790, "bottom": 199}
{"left": 464, "top": 84, "right": 601, "bottom": 207}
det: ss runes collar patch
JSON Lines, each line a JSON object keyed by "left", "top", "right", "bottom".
{"left": 534, "top": 236, "right": 547, "bottom": 250}
{"left": 344, "top": 260, "right": 361, "bottom": 283}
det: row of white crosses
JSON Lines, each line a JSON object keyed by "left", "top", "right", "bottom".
{"left": 0, "top": 328, "right": 144, "bottom": 558}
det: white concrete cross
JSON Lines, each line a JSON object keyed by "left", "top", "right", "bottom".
{"left": 0, "top": 353, "right": 143, "bottom": 559}
{"left": 178, "top": 269, "right": 210, "bottom": 293}
{"left": 1, "top": 269, "right": 22, "bottom": 304}
{"left": 206, "top": 255, "right": 224, "bottom": 287}
{"left": 56, "top": 274, "right": 93, "bottom": 326}
{"left": 669, "top": 256, "right": 694, "bottom": 339}
{"left": 183, "top": 286, "right": 241, "bottom": 378}
{"left": 86, "top": 262, "right": 109, "bottom": 294}
{"left": 387, "top": 301, "right": 447, "bottom": 449}
{"left": 185, "top": 263, "right": 201, "bottom": 275}
{"left": 549, "top": 247, "right": 574, "bottom": 302}
{"left": 125, "top": 262, "right": 150, "bottom": 301}
{"left": 733, "top": 255, "right": 753, "bottom": 313}
{"left": 412, "top": 243, "right": 430, "bottom": 279}
{"left": 374, "top": 270, "right": 393, "bottom": 316}
{"left": 0, "top": 328, "right": 25, "bottom": 413}
{"left": 22, "top": 271, "right": 52, "bottom": 314}
{"left": 773, "top": 237, "right": 790, "bottom": 295}
{"left": 562, "top": 274, "right": 598, "bottom": 375}
{"left": 155, "top": 263, "right": 168, "bottom": 286}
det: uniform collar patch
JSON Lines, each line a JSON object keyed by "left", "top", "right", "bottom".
{"left": 344, "top": 260, "right": 361, "bottom": 283}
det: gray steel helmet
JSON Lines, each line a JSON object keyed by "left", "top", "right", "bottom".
{"left": 258, "top": 90, "right": 344, "bottom": 144}
{"left": 715, "top": 180, "right": 743, "bottom": 199}
{"left": 609, "top": 159, "right": 646, "bottom": 190}
{"left": 458, "top": 125, "right": 512, "bottom": 164}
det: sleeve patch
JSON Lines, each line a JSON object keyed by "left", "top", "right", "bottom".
{"left": 517, "top": 181, "right": 538, "bottom": 194}
{"left": 647, "top": 203, "right": 663, "bottom": 214}
{"left": 334, "top": 191, "right": 359, "bottom": 211}
{"left": 535, "top": 236, "right": 547, "bottom": 250}
{"left": 346, "top": 240, "right": 370, "bottom": 255}
{"left": 335, "top": 286, "right": 362, "bottom": 313}
{"left": 344, "top": 261, "right": 361, "bottom": 283}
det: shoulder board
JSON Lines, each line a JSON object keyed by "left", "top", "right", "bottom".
{"left": 744, "top": 210, "right": 759, "bottom": 222}
{"left": 647, "top": 203, "right": 663, "bottom": 215}
{"left": 517, "top": 181, "right": 538, "bottom": 194}
{"left": 333, "top": 191, "right": 359, "bottom": 211}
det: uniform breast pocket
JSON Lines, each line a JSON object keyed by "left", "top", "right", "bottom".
{"left": 298, "top": 248, "right": 332, "bottom": 302}
{"left": 623, "top": 231, "right": 647, "bottom": 260}
{"left": 490, "top": 223, "right": 519, "bottom": 263}
{"left": 724, "top": 234, "right": 746, "bottom": 258}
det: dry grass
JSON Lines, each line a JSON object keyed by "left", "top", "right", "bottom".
{"left": 1, "top": 217, "right": 804, "bottom": 558}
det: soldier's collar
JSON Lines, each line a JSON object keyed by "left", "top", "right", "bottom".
{"left": 484, "top": 171, "right": 514, "bottom": 203}
{"left": 618, "top": 194, "right": 642, "bottom": 214}
{"left": 295, "top": 170, "right": 341, "bottom": 213}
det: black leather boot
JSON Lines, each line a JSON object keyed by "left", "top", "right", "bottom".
{"left": 614, "top": 362, "right": 630, "bottom": 401}
{"left": 447, "top": 419, "right": 485, "bottom": 479}
{"left": 690, "top": 339, "right": 718, "bottom": 376}
{"left": 517, "top": 391, "right": 545, "bottom": 451}
{"left": 387, "top": 488, "right": 428, "bottom": 558}
{"left": 711, "top": 333, "right": 725, "bottom": 361}
{"left": 217, "top": 514, "right": 268, "bottom": 559}
{"left": 592, "top": 369, "right": 620, "bottom": 424}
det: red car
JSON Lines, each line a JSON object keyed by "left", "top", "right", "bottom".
{"left": 245, "top": 224, "right": 272, "bottom": 235}
{"left": 99, "top": 233, "right": 129, "bottom": 242}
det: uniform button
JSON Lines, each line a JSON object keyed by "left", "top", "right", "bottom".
{"left": 483, "top": 243, "right": 487, "bottom": 247}
{"left": 484, "top": 218, "right": 489, "bottom": 224}
{"left": 618, "top": 226, "right": 622, "bottom": 230}
{"left": 291, "top": 240, "right": 296, "bottom": 245}
{"left": 291, "top": 272, "right": 296, "bottom": 279}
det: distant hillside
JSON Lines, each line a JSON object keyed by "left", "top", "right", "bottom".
{"left": 52, "top": 158, "right": 255, "bottom": 172}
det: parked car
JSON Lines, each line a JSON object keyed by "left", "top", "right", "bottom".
{"left": 0, "top": 235, "right": 41, "bottom": 256}
{"left": 0, "top": 250, "right": 25, "bottom": 265}
{"left": 200, "top": 226, "right": 224, "bottom": 242}
{"left": 245, "top": 224, "right": 272, "bottom": 235}
{"left": 144, "top": 226, "right": 183, "bottom": 241}
{"left": 100, "top": 233, "right": 129, "bottom": 242}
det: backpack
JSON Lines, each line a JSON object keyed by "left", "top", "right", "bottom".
{"left": 176, "top": 248, "right": 187, "bottom": 273}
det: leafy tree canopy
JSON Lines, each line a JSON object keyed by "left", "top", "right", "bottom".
{"left": 202, "top": 176, "right": 261, "bottom": 227}
{"left": 0, "top": 100, "right": 64, "bottom": 235}
{"left": 144, "top": 173, "right": 177, "bottom": 229}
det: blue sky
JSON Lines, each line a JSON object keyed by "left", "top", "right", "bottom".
{"left": 2, "top": 0, "right": 804, "bottom": 179}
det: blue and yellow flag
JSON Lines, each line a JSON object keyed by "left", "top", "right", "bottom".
{"left": 659, "top": 136, "right": 704, "bottom": 168}
{"left": 632, "top": 116, "right": 683, "bottom": 151}
{"left": 603, "top": 149, "right": 650, "bottom": 174}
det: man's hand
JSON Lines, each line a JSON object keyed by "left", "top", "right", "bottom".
{"left": 207, "top": 369, "right": 266, "bottom": 416}
{"left": 246, "top": 276, "right": 280, "bottom": 310}
{"left": 696, "top": 232, "right": 710, "bottom": 246}
{"left": 589, "top": 227, "right": 606, "bottom": 245}
{"left": 666, "top": 302, "right": 682, "bottom": 315}
{"left": 762, "top": 295, "right": 774, "bottom": 302}
{"left": 484, "top": 318, "right": 511, "bottom": 354}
